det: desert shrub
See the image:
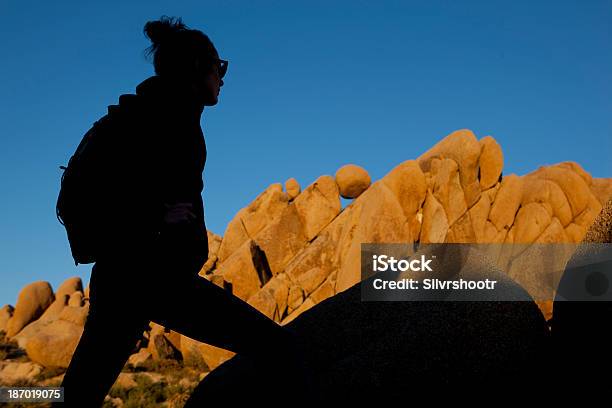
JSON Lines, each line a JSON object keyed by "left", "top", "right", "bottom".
{"left": 34, "top": 366, "right": 66, "bottom": 382}
{"left": 1, "top": 403, "right": 51, "bottom": 408}
{"left": 0, "top": 330, "right": 27, "bottom": 360}
{"left": 182, "top": 353, "right": 210, "bottom": 373}
{"left": 107, "top": 373, "right": 197, "bottom": 408}
{"left": 9, "top": 378, "right": 38, "bottom": 387}
{"left": 131, "top": 357, "right": 182, "bottom": 373}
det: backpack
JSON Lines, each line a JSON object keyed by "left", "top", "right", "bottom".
{"left": 56, "top": 115, "right": 115, "bottom": 266}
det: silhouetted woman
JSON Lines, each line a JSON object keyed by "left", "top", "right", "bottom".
{"left": 56, "top": 17, "right": 309, "bottom": 407}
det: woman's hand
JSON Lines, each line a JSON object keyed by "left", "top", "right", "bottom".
{"left": 163, "top": 202, "right": 197, "bottom": 225}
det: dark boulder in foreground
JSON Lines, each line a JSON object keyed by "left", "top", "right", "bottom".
{"left": 551, "top": 200, "right": 612, "bottom": 394}
{"left": 185, "top": 264, "right": 551, "bottom": 405}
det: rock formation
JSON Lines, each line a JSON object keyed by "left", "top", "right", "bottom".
{"left": 201, "top": 129, "right": 610, "bottom": 326}
{"left": 1, "top": 129, "right": 610, "bottom": 390}
{"left": 6, "top": 276, "right": 89, "bottom": 368}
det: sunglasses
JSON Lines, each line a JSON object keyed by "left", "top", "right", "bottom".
{"left": 214, "top": 58, "right": 228, "bottom": 79}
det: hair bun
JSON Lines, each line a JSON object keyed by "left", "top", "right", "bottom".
{"left": 142, "top": 16, "right": 217, "bottom": 77}
{"left": 143, "top": 16, "right": 186, "bottom": 46}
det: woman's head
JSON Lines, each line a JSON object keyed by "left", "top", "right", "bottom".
{"left": 143, "top": 16, "right": 226, "bottom": 106}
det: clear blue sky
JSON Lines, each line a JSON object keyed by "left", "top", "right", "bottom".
{"left": 1, "top": 0, "right": 610, "bottom": 306}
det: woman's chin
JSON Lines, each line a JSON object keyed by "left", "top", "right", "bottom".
{"left": 205, "top": 96, "right": 219, "bottom": 106}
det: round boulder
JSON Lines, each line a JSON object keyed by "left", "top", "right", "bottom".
{"left": 0, "top": 305, "right": 14, "bottom": 333}
{"left": 479, "top": 136, "right": 504, "bottom": 190}
{"left": 56, "top": 277, "right": 83, "bottom": 300}
{"left": 68, "top": 292, "right": 84, "bottom": 307}
{"left": 24, "top": 319, "right": 83, "bottom": 368}
{"left": 7, "top": 281, "right": 54, "bottom": 338}
{"left": 285, "top": 178, "right": 301, "bottom": 200}
{"left": 335, "top": 164, "right": 371, "bottom": 199}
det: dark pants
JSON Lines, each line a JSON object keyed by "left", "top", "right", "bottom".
{"left": 55, "top": 244, "right": 302, "bottom": 407}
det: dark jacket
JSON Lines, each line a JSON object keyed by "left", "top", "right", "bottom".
{"left": 100, "top": 75, "right": 209, "bottom": 268}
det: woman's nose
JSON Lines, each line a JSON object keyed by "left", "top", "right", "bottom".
{"left": 220, "top": 79, "right": 224, "bottom": 87}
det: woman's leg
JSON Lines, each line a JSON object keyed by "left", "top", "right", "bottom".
{"left": 150, "top": 267, "right": 296, "bottom": 360}
{"left": 55, "top": 260, "right": 150, "bottom": 408}
{"left": 147, "top": 258, "right": 312, "bottom": 395}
